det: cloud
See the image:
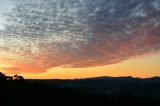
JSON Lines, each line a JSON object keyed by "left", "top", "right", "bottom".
{"left": 0, "top": 0, "right": 160, "bottom": 73}
{"left": 0, "top": 64, "right": 45, "bottom": 74}
{"left": 0, "top": 67, "right": 37, "bottom": 74}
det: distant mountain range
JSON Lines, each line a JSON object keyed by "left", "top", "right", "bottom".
{"left": 27, "top": 76, "right": 160, "bottom": 98}
{"left": 28, "top": 76, "right": 160, "bottom": 80}
{"left": 78, "top": 76, "right": 160, "bottom": 80}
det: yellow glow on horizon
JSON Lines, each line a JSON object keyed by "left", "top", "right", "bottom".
{"left": 21, "top": 53, "right": 160, "bottom": 79}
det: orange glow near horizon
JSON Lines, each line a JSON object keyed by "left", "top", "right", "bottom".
{"left": 16, "top": 53, "right": 160, "bottom": 79}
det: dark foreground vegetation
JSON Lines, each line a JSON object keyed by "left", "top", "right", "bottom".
{"left": 0, "top": 72, "right": 160, "bottom": 106}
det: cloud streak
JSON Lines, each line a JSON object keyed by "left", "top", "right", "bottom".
{"left": 0, "top": 0, "right": 160, "bottom": 73}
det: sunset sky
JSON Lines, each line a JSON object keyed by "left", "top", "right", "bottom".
{"left": 0, "top": 0, "right": 160, "bottom": 79}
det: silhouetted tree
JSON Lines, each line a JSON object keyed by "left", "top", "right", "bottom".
{"left": 13, "top": 75, "right": 24, "bottom": 81}
{"left": 17, "top": 76, "right": 24, "bottom": 81}
{"left": 13, "top": 75, "right": 19, "bottom": 80}
{"left": 6, "top": 76, "right": 13, "bottom": 80}
{"left": 0, "top": 72, "right": 6, "bottom": 81}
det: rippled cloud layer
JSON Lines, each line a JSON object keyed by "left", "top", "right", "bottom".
{"left": 0, "top": 0, "right": 160, "bottom": 73}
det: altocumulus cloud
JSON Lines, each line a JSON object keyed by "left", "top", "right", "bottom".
{"left": 0, "top": 0, "right": 160, "bottom": 73}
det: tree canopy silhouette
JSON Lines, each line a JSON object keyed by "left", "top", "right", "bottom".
{"left": 0, "top": 72, "right": 24, "bottom": 81}
{"left": 0, "top": 72, "right": 6, "bottom": 81}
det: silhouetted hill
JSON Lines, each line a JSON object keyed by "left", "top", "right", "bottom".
{"left": 27, "top": 76, "right": 160, "bottom": 98}
{"left": 1, "top": 74, "right": 160, "bottom": 106}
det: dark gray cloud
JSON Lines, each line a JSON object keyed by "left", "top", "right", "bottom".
{"left": 0, "top": 0, "right": 160, "bottom": 73}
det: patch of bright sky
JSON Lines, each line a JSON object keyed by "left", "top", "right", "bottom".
{"left": 0, "top": 0, "right": 14, "bottom": 30}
